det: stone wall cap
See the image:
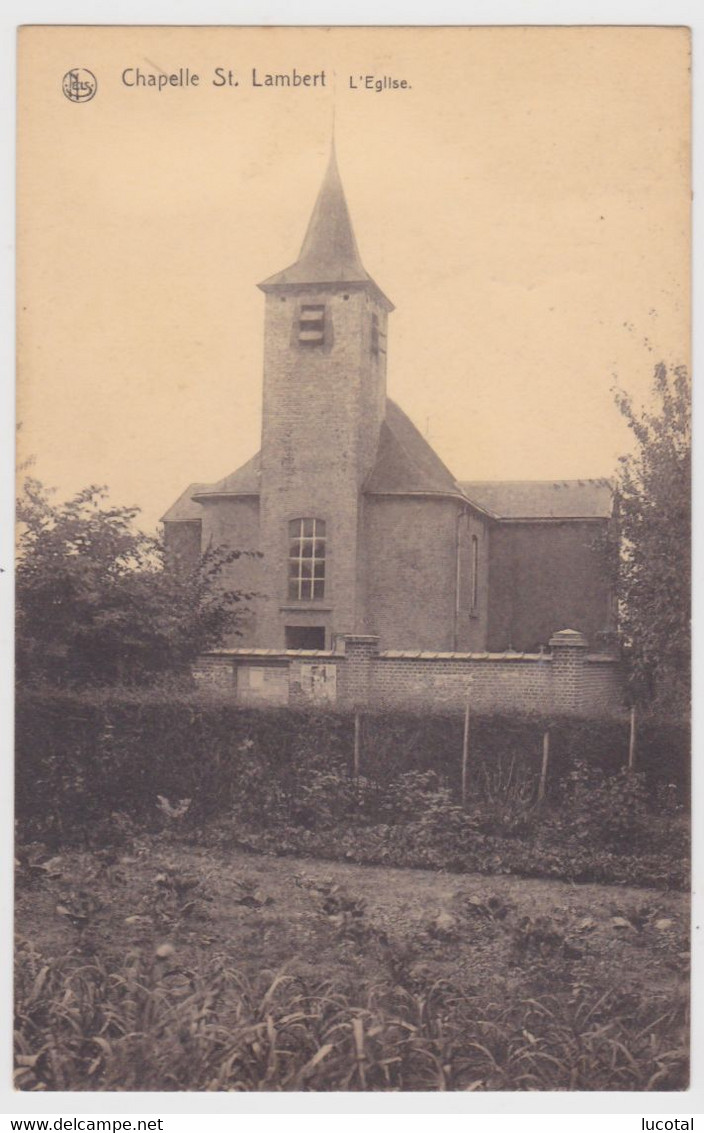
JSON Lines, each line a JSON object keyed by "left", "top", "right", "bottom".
{"left": 377, "top": 650, "right": 547, "bottom": 662}
{"left": 202, "top": 648, "right": 338, "bottom": 660}
{"left": 549, "top": 629, "right": 589, "bottom": 647}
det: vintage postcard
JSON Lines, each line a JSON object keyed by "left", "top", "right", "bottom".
{"left": 15, "top": 25, "right": 691, "bottom": 1097}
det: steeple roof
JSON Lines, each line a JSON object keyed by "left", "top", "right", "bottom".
{"left": 259, "top": 145, "right": 393, "bottom": 309}
{"left": 364, "top": 401, "right": 470, "bottom": 502}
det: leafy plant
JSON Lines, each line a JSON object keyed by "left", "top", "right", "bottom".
{"left": 16, "top": 478, "right": 252, "bottom": 686}
{"left": 291, "top": 768, "right": 360, "bottom": 830}
{"left": 562, "top": 761, "right": 649, "bottom": 848}
{"left": 609, "top": 363, "right": 691, "bottom": 711}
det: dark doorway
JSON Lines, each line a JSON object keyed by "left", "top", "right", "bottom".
{"left": 285, "top": 625, "right": 326, "bottom": 650}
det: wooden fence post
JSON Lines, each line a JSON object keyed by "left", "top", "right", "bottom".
{"left": 353, "top": 711, "right": 361, "bottom": 779}
{"left": 538, "top": 729, "right": 550, "bottom": 803}
{"left": 628, "top": 705, "right": 636, "bottom": 772}
{"left": 461, "top": 696, "right": 471, "bottom": 808}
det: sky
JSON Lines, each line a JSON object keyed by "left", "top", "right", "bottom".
{"left": 17, "top": 24, "right": 691, "bottom": 532}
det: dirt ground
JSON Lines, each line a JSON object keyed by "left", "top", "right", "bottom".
{"left": 15, "top": 838, "right": 689, "bottom": 1006}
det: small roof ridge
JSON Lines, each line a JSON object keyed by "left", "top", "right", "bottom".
{"left": 459, "top": 478, "right": 613, "bottom": 519}
{"left": 192, "top": 452, "right": 262, "bottom": 499}
{"left": 160, "top": 482, "right": 210, "bottom": 524}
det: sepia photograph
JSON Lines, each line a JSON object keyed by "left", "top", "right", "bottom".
{"left": 14, "top": 24, "right": 691, "bottom": 1095}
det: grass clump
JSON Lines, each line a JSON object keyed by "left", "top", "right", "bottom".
{"left": 15, "top": 940, "right": 688, "bottom": 1092}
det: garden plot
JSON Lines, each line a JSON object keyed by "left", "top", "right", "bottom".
{"left": 15, "top": 840, "right": 689, "bottom": 1092}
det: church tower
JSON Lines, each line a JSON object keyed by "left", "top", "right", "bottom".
{"left": 255, "top": 146, "right": 394, "bottom": 649}
{"left": 162, "top": 145, "right": 615, "bottom": 665}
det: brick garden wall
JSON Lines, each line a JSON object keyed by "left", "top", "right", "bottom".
{"left": 579, "top": 653, "right": 627, "bottom": 714}
{"left": 195, "top": 629, "right": 625, "bottom": 717}
{"left": 370, "top": 652, "right": 553, "bottom": 712}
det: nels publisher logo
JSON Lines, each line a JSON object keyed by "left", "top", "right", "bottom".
{"left": 62, "top": 68, "right": 97, "bottom": 103}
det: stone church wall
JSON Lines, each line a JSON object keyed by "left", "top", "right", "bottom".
{"left": 199, "top": 496, "right": 264, "bottom": 647}
{"left": 363, "top": 496, "right": 458, "bottom": 650}
{"left": 487, "top": 520, "right": 612, "bottom": 652}
{"left": 163, "top": 520, "right": 202, "bottom": 574}
{"left": 457, "top": 509, "right": 491, "bottom": 651}
{"left": 363, "top": 497, "right": 492, "bottom": 651}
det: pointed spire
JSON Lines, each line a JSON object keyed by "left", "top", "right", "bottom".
{"left": 259, "top": 144, "right": 393, "bottom": 308}
{"left": 295, "top": 141, "right": 367, "bottom": 280}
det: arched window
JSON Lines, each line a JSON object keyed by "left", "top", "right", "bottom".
{"left": 288, "top": 518, "right": 326, "bottom": 600}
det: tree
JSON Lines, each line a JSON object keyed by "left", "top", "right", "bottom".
{"left": 611, "top": 362, "right": 691, "bottom": 711}
{"left": 16, "top": 478, "right": 250, "bottom": 685}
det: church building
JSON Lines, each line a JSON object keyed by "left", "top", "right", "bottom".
{"left": 163, "top": 148, "right": 614, "bottom": 656}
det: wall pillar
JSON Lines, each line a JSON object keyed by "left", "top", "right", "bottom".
{"left": 342, "top": 635, "right": 380, "bottom": 707}
{"left": 549, "top": 628, "right": 588, "bottom": 714}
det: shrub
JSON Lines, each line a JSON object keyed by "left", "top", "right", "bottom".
{"left": 559, "top": 762, "right": 650, "bottom": 848}
{"left": 289, "top": 768, "right": 361, "bottom": 830}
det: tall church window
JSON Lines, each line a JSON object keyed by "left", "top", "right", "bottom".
{"left": 299, "top": 304, "right": 325, "bottom": 344}
{"left": 288, "top": 518, "right": 326, "bottom": 600}
{"left": 471, "top": 535, "right": 479, "bottom": 611}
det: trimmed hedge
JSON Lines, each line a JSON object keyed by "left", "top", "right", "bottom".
{"left": 16, "top": 689, "right": 689, "bottom": 843}
{"left": 360, "top": 711, "right": 689, "bottom": 801}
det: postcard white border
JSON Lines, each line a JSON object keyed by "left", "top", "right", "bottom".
{"left": 2, "top": 0, "right": 701, "bottom": 1121}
